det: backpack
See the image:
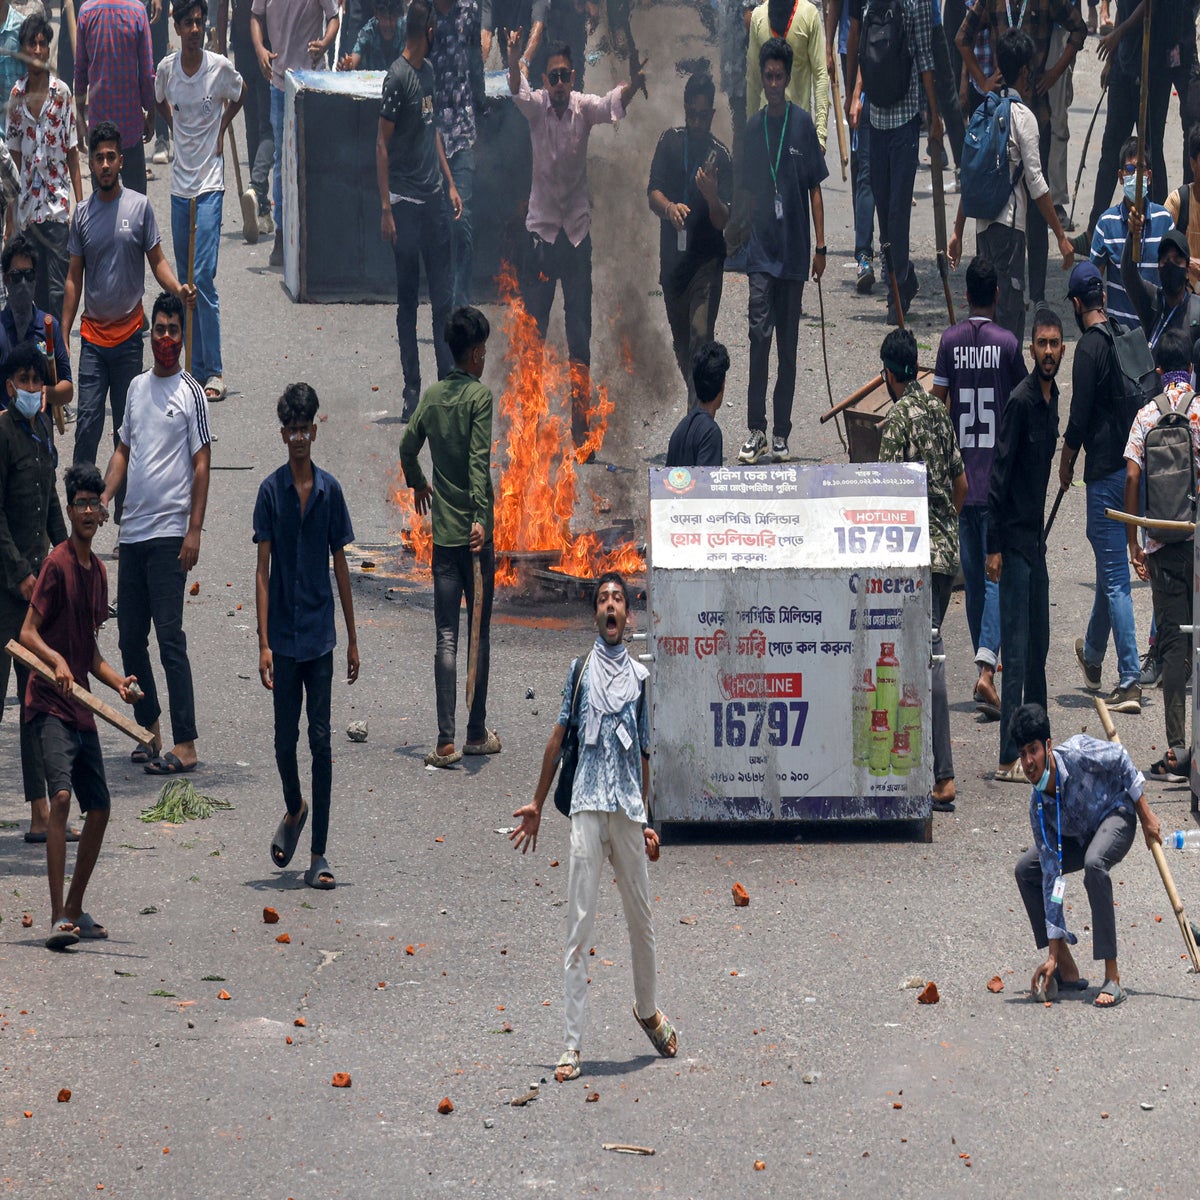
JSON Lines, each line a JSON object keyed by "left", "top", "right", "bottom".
{"left": 1093, "top": 319, "right": 1160, "bottom": 429}
{"left": 960, "top": 92, "right": 1025, "bottom": 221}
{"left": 1143, "top": 391, "right": 1198, "bottom": 541}
{"left": 859, "top": 0, "right": 912, "bottom": 109}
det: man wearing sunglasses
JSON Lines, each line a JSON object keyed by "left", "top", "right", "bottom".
{"left": 508, "top": 29, "right": 644, "bottom": 452}
{"left": 648, "top": 71, "right": 732, "bottom": 409}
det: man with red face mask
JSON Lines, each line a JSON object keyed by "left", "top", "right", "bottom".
{"left": 100, "top": 290, "right": 211, "bottom": 775}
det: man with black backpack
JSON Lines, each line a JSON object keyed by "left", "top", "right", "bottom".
{"left": 1120, "top": 222, "right": 1200, "bottom": 353}
{"left": 955, "top": 0, "right": 1085, "bottom": 308}
{"left": 845, "top": 0, "right": 944, "bottom": 324}
{"left": 1123, "top": 328, "right": 1198, "bottom": 776}
{"left": 1059, "top": 262, "right": 1143, "bottom": 714}
{"left": 947, "top": 27, "right": 1074, "bottom": 344}
{"left": 510, "top": 572, "right": 678, "bottom": 1085}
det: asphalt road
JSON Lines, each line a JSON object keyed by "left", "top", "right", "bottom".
{"left": 3, "top": 10, "right": 1200, "bottom": 1197}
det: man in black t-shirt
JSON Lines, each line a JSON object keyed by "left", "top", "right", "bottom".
{"left": 666, "top": 341, "right": 728, "bottom": 467}
{"left": 648, "top": 72, "right": 732, "bottom": 408}
{"left": 728, "top": 37, "right": 827, "bottom": 465}
{"left": 377, "top": 0, "right": 462, "bottom": 420}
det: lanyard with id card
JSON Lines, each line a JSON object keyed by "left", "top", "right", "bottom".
{"left": 1038, "top": 775, "right": 1065, "bottom": 906}
{"left": 765, "top": 105, "right": 790, "bottom": 221}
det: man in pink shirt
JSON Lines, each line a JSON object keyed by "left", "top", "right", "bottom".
{"left": 507, "top": 32, "right": 643, "bottom": 452}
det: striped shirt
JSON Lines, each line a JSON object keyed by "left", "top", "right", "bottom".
{"left": 75, "top": 0, "right": 155, "bottom": 148}
{"left": 1090, "top": 199, "right": 1173, "bottom": 332}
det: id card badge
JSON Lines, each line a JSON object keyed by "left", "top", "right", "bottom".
{"left": 677, "top": 226, "right": 688, "bottom": 252}
{"left": 774, "top": 192, "right": 784, "bottom": 221}
{"left": 615, "top": 722, "right": 633, "bottom": 750}
{"left": 1051, "top": 875, "right": 1066, "bottom": 905}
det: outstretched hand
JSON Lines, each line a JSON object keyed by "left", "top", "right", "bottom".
{"left": 510, "top": 802, "right": 541, "bottom": 853}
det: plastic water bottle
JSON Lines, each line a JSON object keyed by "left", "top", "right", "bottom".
{"left": 1167, "top": 830, "right": 1200, "bottom": 850}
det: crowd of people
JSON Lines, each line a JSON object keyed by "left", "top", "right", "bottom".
{"left": 0, "top": 0, "right": 1199, "bottom": 1068}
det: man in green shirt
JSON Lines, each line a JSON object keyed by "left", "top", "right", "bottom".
{"left": 399, "top": 305, "right": 499, "bottom": 767}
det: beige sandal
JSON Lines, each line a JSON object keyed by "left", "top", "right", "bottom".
{"left": 634, "top": 1007, "right": 678, "bottom": 1057}
{"left": 464, "top": 730, "right": 502, "bottom": 755}
{"left": 555, "top": 1049, "right": 581, "bottom": 1081}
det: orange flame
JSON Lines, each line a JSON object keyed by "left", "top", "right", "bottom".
{"left": 390, "top": 264, "right": 645, "bottom": 585}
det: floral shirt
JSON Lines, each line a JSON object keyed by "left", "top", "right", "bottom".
{"left": 878, "top": 379, "right": 965, "bottom": 576}
{"left": 1122, "top": 380, "right": 1200, "bottom": 555}
{"left": 428, "top": 0, "right": 484, "bottom": 160}
{"left": 558, "top": 653, "right": 650, "bottom": 824}
{"left": 1030, "top": 735, "right": 1144, "bottom": 943}
{"left": 6, "top": 76, "right": 78, "bottom": 228}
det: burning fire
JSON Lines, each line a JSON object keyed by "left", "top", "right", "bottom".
{"left": 392, "top": 264, "right": 645, "bottom": 586}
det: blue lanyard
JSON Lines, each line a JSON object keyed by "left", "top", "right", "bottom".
{"left": 1037, "top": 770, "right": 1062, "bottom": 870}
{"left": 1150, "top": 300, "right": 1184, "bottom": 351}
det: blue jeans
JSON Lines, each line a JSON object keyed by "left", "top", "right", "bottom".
{"left": 1083, "top": 469, "right": 1140, "bottom": 687}
{"left": 446, "top": 145, "right": 475, "bottom": 308}
{"left": 868, "top": 116, "right": 919, "bottom": 288}
{"left": 270, "top": 83, "right": 285, "bottom": 239}
{"left": 73, "top": 331, "right": 144, "bottom": 471}
{"left": 998, "top": 548, "right": 1049, "bottom": 764}
{"left": 959, "top": 505, "right": 1000, "bottom": 668}
{"left": 272, "top": 650, "right": 333, "bottom": 857}
{"left": 842, "top": 53, "right": 875, "bottom": 260}
{"left": 391, "top": 198, "right": 454, "bottom": 413}
{"left": 172, "top": 191, "right": 223, "bottom": 380}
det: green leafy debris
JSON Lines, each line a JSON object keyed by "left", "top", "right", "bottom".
{"left": 140, "top": 780, "right": 232, "bottom": 823}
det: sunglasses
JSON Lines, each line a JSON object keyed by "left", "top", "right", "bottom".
{"left": 71, "top": 497, "right": 102, "bottom": 512}
{"left": 7, "top": 268, "right": 34, "bottom": 283}
{"left": 547, "top": 67, "right": 572, "bottom": 85}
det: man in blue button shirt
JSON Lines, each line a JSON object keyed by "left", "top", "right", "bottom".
{"left": 254, "top": 382, "right": 359, "bottom": 891}
{"left": 1011, "top": 703, "right": 1161, "bottom": 1009}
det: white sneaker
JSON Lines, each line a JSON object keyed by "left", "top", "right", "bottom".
{"left": 738, "top": 429, "right": 769, "bottom": 464}
{"left": 258, "top": 209, "right": 275, "bottom": 236}
{"left": 771, "top": 436, "right": 790, "bottom": 461}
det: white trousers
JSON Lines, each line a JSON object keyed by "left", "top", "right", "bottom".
{"left": 1047, "top": 24, "right": 1074, "bottom": 209}
{"left": 563, "top": 809, "right": 658, "bottom": 1052}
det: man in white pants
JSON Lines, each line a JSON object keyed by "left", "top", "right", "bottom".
{"left": 511, "top": 571, "right": 678, "bottom": 1082}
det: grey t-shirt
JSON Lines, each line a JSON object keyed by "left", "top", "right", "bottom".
{"left": 380, "top": 55, "right": 441, "bottom": 203}
{"left": 250, "top": 0, "right": 338, "bottom": 87}
{"left": 67, "top": 187, "right": 160, "bottom": 324}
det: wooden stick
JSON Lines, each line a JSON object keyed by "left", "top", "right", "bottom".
{"left": 1131, "top": 0, "right": 1153, "bottom": 265}
{"left": 5, "top": 639, "right": 155, "bottom": 744}
{"left": 818, "top": 365, "right": 937, "bottom": 424}
{"left": 185, "top": 196, "right": 196, "bottom": 373}
{"left": 1104, "top": 506, "right": 1195, "bottom": 534}
{"left": 601, "top": 1143, "right": 655, "bottom": 1156}
{"left": 465, "top": 552, "right": 483, "bottom": 709}
{"left": 829, "top": 63, "right": 848, "bottom": 183}
{"left": 881, "top": 242, "right": 905, "bottom": 328}
{"left": 1093, "top": 693, "right": 1200, "bottom": 972}
{"left": 44, "top": 313, "right": 64, "bottom": 435}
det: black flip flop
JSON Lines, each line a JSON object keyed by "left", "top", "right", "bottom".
{"left": 973, "top": 688, "right": 1001, "bottom": 721}
{"left": 24, "top": 829, "right": 81, "bottom": 843}
{"left": 271, "top": 802, "right": 308, "bottom": 869}
{"left": 131, "top": 742, "right": 161, "bottom": 765}
{"left": 304, "top": 854, "right": 335, "bottom": 889}
{"left": 144, "top": 752, "right": 196, "bottom": 776}
{"left": 1053, "top": 969, "right": 1089, "bottom": 991}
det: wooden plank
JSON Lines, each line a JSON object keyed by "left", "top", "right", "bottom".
{"left": 5, "top": 638, "right": 155, "bottom": 745}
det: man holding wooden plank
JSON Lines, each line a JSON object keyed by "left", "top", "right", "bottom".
{"left": 19, "top": 462, "right": 139, "bottom": 950}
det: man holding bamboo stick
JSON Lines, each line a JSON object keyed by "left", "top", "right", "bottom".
{"left": 20, "top": 461, "right": 139, "bottom": 950}
{"left": 1011, "top": 702, "right": 1162, "bottom": 1008}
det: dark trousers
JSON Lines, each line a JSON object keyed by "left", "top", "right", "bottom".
{"left": 432, "top": 542, "right": 494, "bottom": 747}
{"left": 1025, "top": 120, "right": 1052, "bottom": 303}
{"left": 390, "top": 198, "right": 454, "bottom": 415}
{"left": 1015, "top": 809, "right": 1136, "bottom": 960}
{"left": 272, "top": 650, "right": 333, "bottom": 857}
{"left": 0, "top": 597, "right": 46, "bottom": 802}
{"left": 932, "top": 22, "right": 966, "bottom": 168}
{"left": 747, "top": 272, "right": 803, "bottom": 440}
{"left": 522, "top": 230, "right": 593, "bottom": 444}
{"left": 998, "top": 546, "right": 1050, "bottom": 764}
{"left": 446, "top": 145, "right": 475, "bottom": 308}
{"left": 1148, "top": 539, "right": 1193, "bottom": 750}
{"left": 151, "top": 6, "right": 169, "bottom": 144}
{"left": 869, "top": 116, "right": 919, "bottom": 290}
{"left": 232, "top": 31, "right": 274, "bottom": 207}
{"left": 1087, "top": 69, "right": 1172, "bottom": 237}
{"left": 26, "top": 220, "right": 69, "bottom": 322}
{"left": 663, "top": 256, "right": 724, "bottom": 407}
{"left": 977, "top": 222, "right": 1027, "bottom": 345}
{"left": 120, "top": 139, "right": 147, "bottom": 196}
{"left": 117, "top": 536, "right": 198, "bottom": 746}
{"left": 931, "top": 571, "right": 954, "bottom": 784}
{"left": 57, "top": 0, "right": 75, "bottom": 89}
{"left": 74, "top": 333, "right": 142, "bottom": 524}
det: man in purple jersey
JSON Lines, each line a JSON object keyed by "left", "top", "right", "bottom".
{"left": 931, "top": 256, "right": 1027, "bottom": 719}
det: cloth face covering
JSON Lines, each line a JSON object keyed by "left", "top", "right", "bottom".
{"left": 152, "top": 336, "right": 182, "bottom": 371}
{"left": 584, "top": 634, "right": 649, "bottom": 747}
{"left": 8, "top": 280, "right": 33, "bottom": 338}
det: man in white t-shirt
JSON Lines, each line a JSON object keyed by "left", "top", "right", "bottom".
{"left": 100, "top": 291, "right": 212, "bottom": 775}
{"left": 155, "top": 0, "right": 245, "bottom": 404}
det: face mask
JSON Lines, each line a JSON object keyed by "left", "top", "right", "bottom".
{"left": 1036, "top": 744, "right": 1052, "bottom": 793}
{"left": 1123, "top": 176, "right": 1145, "bottom": 206}
{"left": 1160, "top": 260, "right": 1188, "bottom": 296}
{"left": 12, "top": 386, "right": 40, "bottom": 419}
{"left": 8, "top": 279, "right": 33, "bottom": 322}
{"left": 151, "top": 335, "right": 182, "bottom": 371}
